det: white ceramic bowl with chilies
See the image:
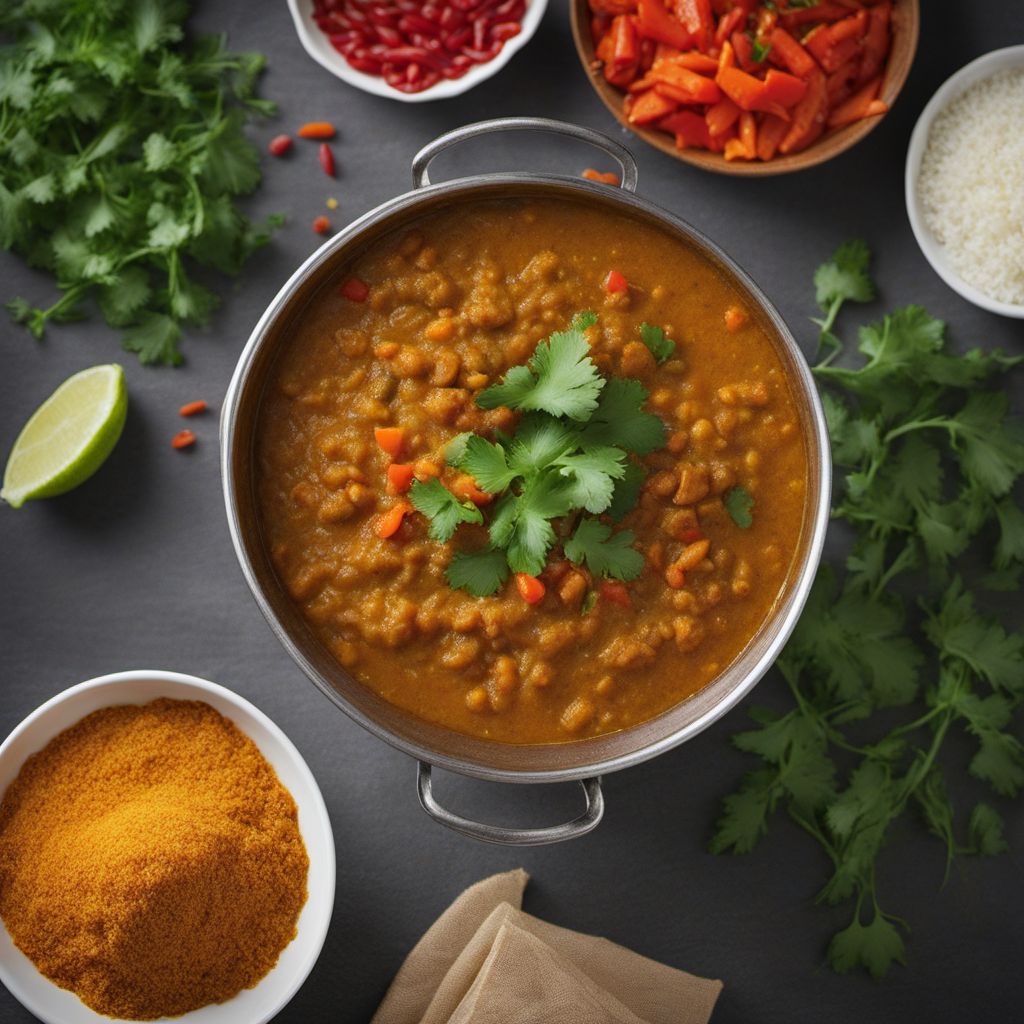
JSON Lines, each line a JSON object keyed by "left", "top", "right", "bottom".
{"left": 286, "top": 0, "right": 549, "bottom": 102}
{"left": 905, "top": 45, "right": 1024, "bottom": 319}
{"left": 0, "top": 670, "right": 335, "bottom": 1024}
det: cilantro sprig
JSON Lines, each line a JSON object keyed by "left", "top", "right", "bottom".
{"left": 711, "top": 242, "right": 1024, "bottom": 979}
{"left": 0, "top": 0, "right": 281, "bottom": 365}
{"left": 423, "top": 315, "right": 667, "bottom": 595}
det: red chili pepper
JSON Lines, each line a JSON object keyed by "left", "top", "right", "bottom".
{"left": 319, "top": 142, "right": 336, "bottom": 177}
{"left": 604, "top": 269, "right": 629, "bottom": 293}
{"left": 312, "top": 215, "right": 331, "bottom": 235}
{"left": 171, "top": 429, "right": 196, "bottom": 450}
{"left": 340, "top": 276, "right": 369, "bottom": 302}
{"left": 515, "top": 573, "right": 546, "bottom": 605}
{"left": 297, "top": 121, "right": 336, "bottom": 139}
{"left": 600, "top": 581, "right": 633, "bottom": 608}
{"left": 268, "top": 134, "right": 292, "bottom": 157}
{"left": 179, "top": 400, "right": 207, "bottom": 417}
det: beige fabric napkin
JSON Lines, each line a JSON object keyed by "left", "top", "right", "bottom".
{"left": 372, "top": 870, "right": 723, "bottom": 1024}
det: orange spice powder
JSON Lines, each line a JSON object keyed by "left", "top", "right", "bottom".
{"left": 0, "top": 698, "right": 309, "bottom": 1020}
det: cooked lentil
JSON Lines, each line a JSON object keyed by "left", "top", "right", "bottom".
{"left": 257, "top": 197, "right": 808, "bottom": 743}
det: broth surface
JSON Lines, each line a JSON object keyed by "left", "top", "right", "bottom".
{"left": 257, "top": 196, "right": 808, "bottom": 743}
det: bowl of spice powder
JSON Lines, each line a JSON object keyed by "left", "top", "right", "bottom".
{"left": 0, "top": 670, "right": 334, "bottom": 1024}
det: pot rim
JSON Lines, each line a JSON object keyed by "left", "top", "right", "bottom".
{"left": 221, "top": 167, "right": 831, "bottom": 785}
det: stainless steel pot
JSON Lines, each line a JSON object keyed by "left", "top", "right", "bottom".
{"left": 221, "top": 118, "right": 831, "bottom": 846}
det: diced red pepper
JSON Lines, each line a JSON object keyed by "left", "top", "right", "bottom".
{"left": 340, "top": 277, "right": 369, "bottom": 302}
{"left": 515, "top": 573, "right": 546, "bottom": 604}
{"left": 604, "top": 269, "right": 629, "bottom": 293}
{"left": 312, "top": 215, "right": 331, "bottom": 234}
{"left": 600, "top": 581, "right": 633, "bottom": 608}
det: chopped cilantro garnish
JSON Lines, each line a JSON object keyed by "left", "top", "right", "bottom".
{"left": 711, "top": 239, "right": 1024, "bottom": 982}
{"left": 0, "top": 2, "right": 281, "bottom": 364}
{"left": 445, "top": 546, "right": 510, "bottom": 597}
{"left": 408, "top": 478, "right": 483, "bottom": 542}
{"left": 412, "top": 314, "right": 668, "bottom": 595}
{"left": 751, "top": 38, "right": 772, "bottom": 63}
{"left": 572, "top": 309, "right": 598, "bottom": 330}
{"left": 578, "top": 377, "right": 667, "bottom": 455}
{"left": 639, "top": 322, "right": 675, "bottom": 364}
{"left": 581, "top": 590, "right": 598, "bottom": 615}
{"left": 724, "top": 485, "right": 755, "bottom": 528}
{"left": 564, "top": 517, "right": 644, "bottom": 581}
{"left": 477, "top": 324, "right": 605, "bottom": 421}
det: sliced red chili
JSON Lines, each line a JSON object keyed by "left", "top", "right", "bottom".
{"left": 171, "top": 429, "right": 196, "bottom": 450}
{"left": 340, "top": 276, "right": 370, "bottom": 302}
{"left": 179, "top": 400, "right": 207, "bottom": 417}
{"left": 312, "top": 215, "right": 331, "bottom": 234}
{"left": 604, "top": 269, "right": 629, "bottom": 293}
{"left": 268, "top": 134, "right": 292, "bottom": 156}
{"left": 319, "top": 142, "right": 336, "bottom": 177}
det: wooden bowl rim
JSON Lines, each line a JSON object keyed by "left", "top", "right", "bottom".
{"left": 569, "top": 0, "right": 921, "bottom": 177}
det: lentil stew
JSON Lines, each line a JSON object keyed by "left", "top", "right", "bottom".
{"left": 256, "top": 196, "right": 809, "bottom": 745}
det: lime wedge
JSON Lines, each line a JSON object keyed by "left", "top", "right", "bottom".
{"left": 2, "top": 365, "right": 127, "bottom": 508}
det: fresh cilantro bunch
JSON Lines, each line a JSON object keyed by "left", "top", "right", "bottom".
{"left": 711, "top": 241, "right": 1024, "bottom": 979}
{"left": 0, "top": 0, "right": 282, "bottom": 365}
{"left": 409, "top": 314, "right": 666, "bottom": 596}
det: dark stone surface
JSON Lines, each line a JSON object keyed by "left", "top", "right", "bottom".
{"left": 1, "top": 2, "right": 1022, "bottom": 1022}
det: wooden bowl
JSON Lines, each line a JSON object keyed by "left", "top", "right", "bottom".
{"left": 570, "top": 0, "right": 920, "bottom": 176}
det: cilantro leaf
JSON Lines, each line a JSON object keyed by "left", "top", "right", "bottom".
{"left": 409, "top": 479, "right": 483, "bottom": 542}
{"left": 967, "top": 803, "right": 1008, "bottom": 856}
{"left": 828, "top": 910, "right": 906, "bottom": 980}
{"left": 458, "top": 436, "right": 517, "bottom": 493}
{"left": 444, "top": 432, "right": 472, "bottom": 466}
{"left": 709, "top": 769, "right": 781, "bottom": 854}
{"left": 564, "top": 517, "right": 644, "bottom": 581}
{"left": 445, "top": 546, "right": 509, "bottom": 597}
{"left": 578, "top": 377, "right": 666, "bottom": 455}
{"left": 477, "top": 327, "right": 605, "bottom": 421}
{"left": 506, "top": 414, "right": 578, "bottom": 475}
{"left": 606, "top": 461, "right": 646, "bottom": 522}
{"left": 639, "top": 322, "right": 675, "bottom": 364}
{"left": 554, "top": 446, "right": 626, "bottom": 514}
{"left": 815, "top": 238, "right": 874, "bottom": 312}
{"left": 571, "top": 309, "right": 597, "bottom": 330}
{"left": 751, "top": 38, "right": 772, "bottom": 62}
{"left": 724, "top": 485, "right": 754, "bottom": 528}
{"left": 121, "top": 312, "right": 182, "bottom": 366}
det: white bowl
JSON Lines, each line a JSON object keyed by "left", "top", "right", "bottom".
{"left": 0, "top": 670, "right": 335, "bottom": 1024}
{"left": 286, "top": 0, "right": 549, "bottom": 102}
{"left": 905, "top": 45, "right": 1024, "bottom": 319}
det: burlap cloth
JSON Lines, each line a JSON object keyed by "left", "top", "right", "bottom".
{"left": 371, "top": 870, "right": 722, "bottom": 1024}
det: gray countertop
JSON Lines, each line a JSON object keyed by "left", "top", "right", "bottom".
{"left": 2, "top": 2, "right": 1022, "bottom": 1022}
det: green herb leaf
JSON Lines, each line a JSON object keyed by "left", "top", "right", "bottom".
{"left": 828, "top": 911, "right": 906, "bottom": 980}
{"left": 409, "top": 478, "right": 484, "bottom": 543}
{"left": 639, "top": 322, "right": 675, "bottom": 364}
{"left": 564, "top": 517, "right": 644, "bottom": 581}
{"left": 751, "top": 38, "right": 772, "bottom": 62}
{"left": 445, "top": 546, "right": 509, "bottom": 597}
{"left": 724, "top": 485, "right": 755, "bottom": 528}
{"left": 578, "top": 377, "right": 666, "bottom": 455}
{"left": 605, "top": 461, "right": 646, "bottom": 522}
{"left": 458, "top": 436, "right": 518, "bottom": 493}
{"left": 477, "top": 326, "right": 605, "bottom": 421}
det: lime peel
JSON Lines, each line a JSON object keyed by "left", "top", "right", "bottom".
{"left": 2, "top": 365, "right": 127, "bottom": 508}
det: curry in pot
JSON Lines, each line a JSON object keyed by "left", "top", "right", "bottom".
{"left": 256, "top": 196, "right": 808, "bottom": 744}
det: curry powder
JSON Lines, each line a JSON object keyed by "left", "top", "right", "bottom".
{"left": 0, "top": 698, "right": 309, "bottom": 1020}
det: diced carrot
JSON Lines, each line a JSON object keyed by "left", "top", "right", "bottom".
{"left": 605, "top": 14, "right": 640, "bottom": 86}
{"left": 865, "top": 99, "right": 889, "bottom": 117}
{"left": 762, "top": 69, "right": 807, "bottom": 107}
{"left": 676, "top": 0, "right": 713, "bottom": 52}
{"left": 779, "top": 69, "right": 827, "bottom": 154}
{"left": 605, "top": 269, "right": 629, "bottom": 293}
{"left": 450, "top": 474, "right": 493, "bottom": 505}
{"left": 827, "top": 9, "right": 869, "bottom": 46}
{"left": 660, "top": 110, "right": 712, "bottom": 149}
{"left": 718, "top": 38, "right": 736, "bottom": 74}
{"left": 515, "top": 573, "right": 546, "bottom": 604}
{"left": 779, "top": 2, "right": 851, "bottom": 29}
{"left": 731, "top": 31, "right": 757, "bottom": 73}
{"left": 768, "top": 27, "right": 818, "bottom": 78}
{"left": 665, "top": 564, "right": 687, "bottom": 589}
{"left": 628, "top": 87, "right": 679, "bottom": 124}
{"left": 582, "top": 168, "right": 621, "bottom": 185}
{"left": 724, "top": 305, "right": 749, "bottom": 331}
{"left": 387, "top": 463, "right": 415, "bottom": 493}
{"left": 600, "top": 581, "right": 633, "bottom": 608}
{"left": 738, "top": 111, "right": 757, "bottom": 157}
{"left": 376, "top": 502, "right": 411, "bottom": 540}
{"left": 714, "top": 6, "right": 746, "bottom": 48}
{"left": 717, "top": 67, "right": 788, "bottom": 118}
{"left": 827, "top": 77, "right": 883, "bottom": 128}
{"left": 858, "top": 1, "right": 891, "bottom": 85}
{"left": 755, "top": 112, "right": 789, "bottom": 161}
{"left": 706, "top": 96, "right": 741, "bottom": 136}
{"left": 374, "top": 426, "right": 404, "bottom": 458}
{"left": 826, "top": 58, "right": 860, "bottom": 107}
{"left": 649, "top": 63, "right": 721, "bottom": 103}
{"left": 636, "top": 0, "right": 693, "bottom": 50}
{"left": 804, "top": 24, "right": 860, "bottom": 74}
{"left": 179, "top": 400, "right": 207, "bottom": 417}
{"left": 171, "top": 429, "right": 196, "bottom": 450}
{"left": 724, "top": 137, "right": 752, "bottom": 162}
{"left": 297, "top": 121, "right": 336, "bottom": 139}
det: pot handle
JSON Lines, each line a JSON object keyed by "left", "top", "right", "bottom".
{"left": 411, "top": 117, "right": 639, "bottom": 193}
{"left": 416, "top": 762, "right": 604, "bottom": 846}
